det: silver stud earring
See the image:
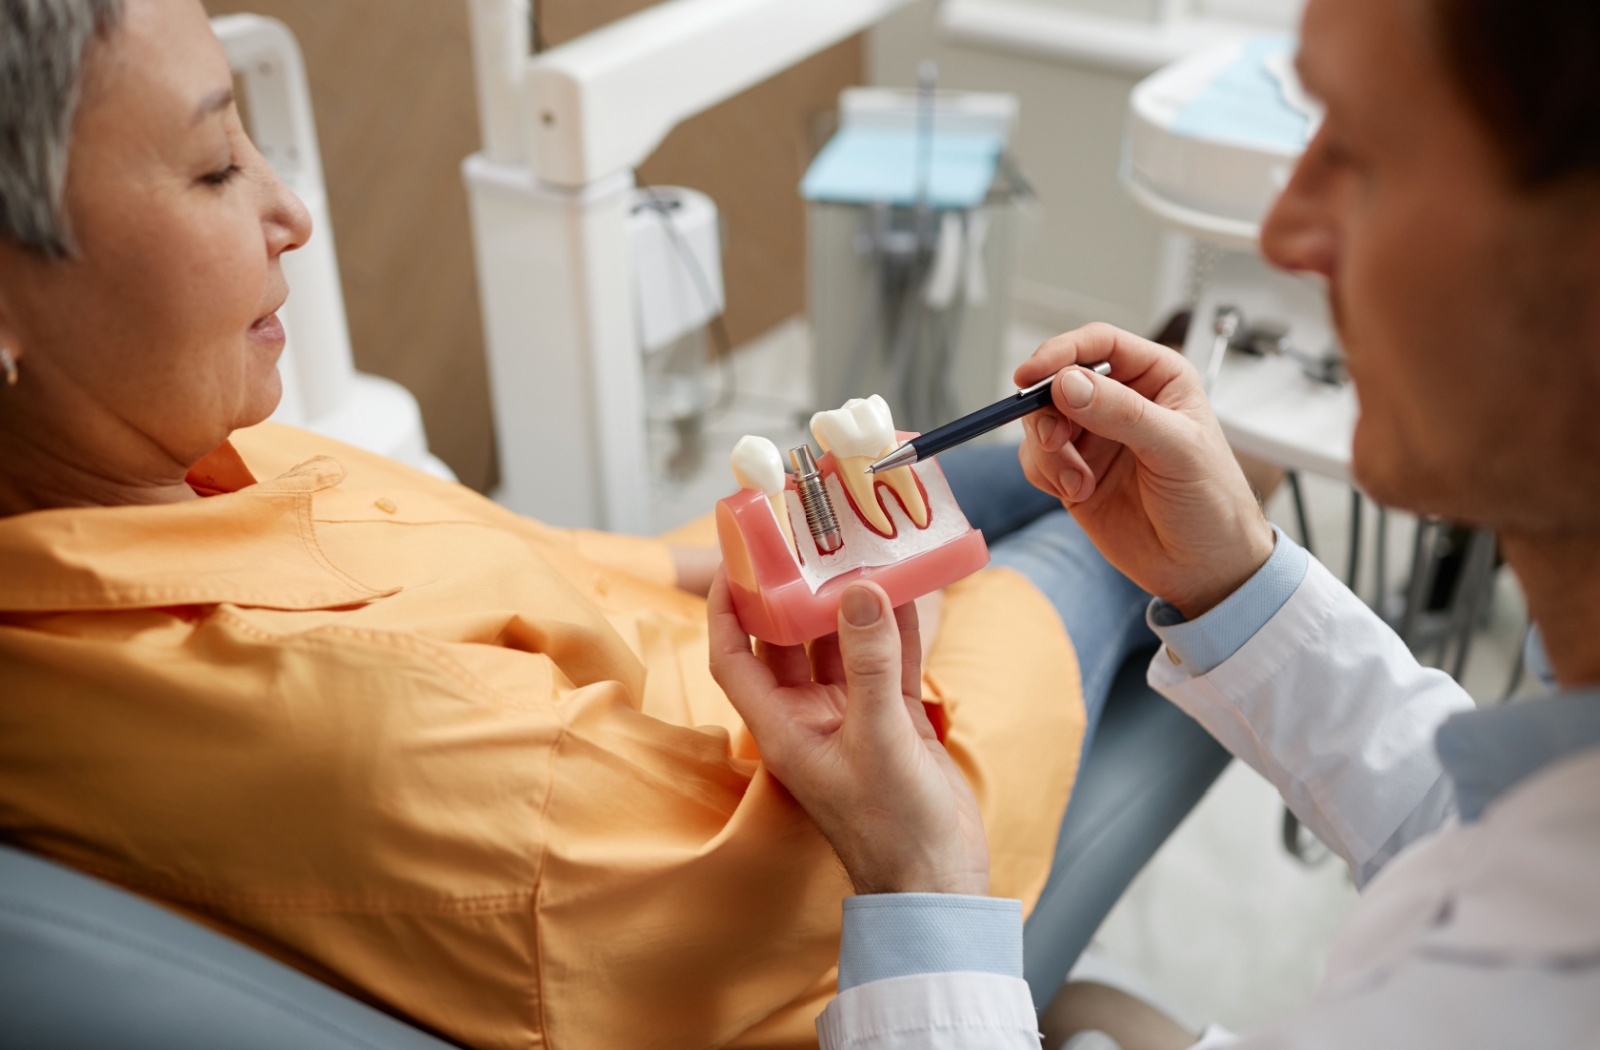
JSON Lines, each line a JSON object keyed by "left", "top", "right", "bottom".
{"left": 0, "top": 346, "right": 16, "bottom": 388}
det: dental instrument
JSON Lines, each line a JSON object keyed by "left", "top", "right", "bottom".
{"left": 866, "top": 361, "right": 1113, "bottom": 474}
{"left": 789, "top": 445, "right": 846, "bottom": 555}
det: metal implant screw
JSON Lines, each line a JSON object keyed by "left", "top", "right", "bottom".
{"left": 789, "top": 445, "right": 845, "bottom": 554}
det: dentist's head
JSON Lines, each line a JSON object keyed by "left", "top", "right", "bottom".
{"left": 1262, "top": 0, "right": 1600, "bottom": 537}
{"left": 0, "top": 0, "right": 311, "bottom": 514}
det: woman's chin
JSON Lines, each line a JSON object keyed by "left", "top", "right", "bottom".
{"left": 237, "top": 369, "right": 284, "bottom": 429}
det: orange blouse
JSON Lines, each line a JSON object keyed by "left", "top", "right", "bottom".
{"left": 0, "top": 422, "right": 1083, "bottom": 1049}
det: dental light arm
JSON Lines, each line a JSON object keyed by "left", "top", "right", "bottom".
{"left": 463, "top": 0, "right": 916, "bottom": 532}
{"left": 468, "top": 0, "right": 531, "bottom": 166}
{"left": 523, "top": 0, "right": 916, "bottom": 188}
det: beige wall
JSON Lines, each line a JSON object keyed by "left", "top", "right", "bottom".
{"left": 869, "top": 1, "right": 1169, "bottom": 335}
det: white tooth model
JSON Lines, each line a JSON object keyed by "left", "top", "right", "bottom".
{"left": 809, "top": 395, "right": 929, "bottom": 535}
{"left": 729, "top": 435, "right": 795, "bottom": 549}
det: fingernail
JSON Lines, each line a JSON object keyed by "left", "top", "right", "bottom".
{"left": 1059, "top": 368, "right": 1095, "bottom": 409}
{"left": 1059, "top": 469, "right": 1082, "bottom": 498}
{"left": 1037, "top": 415, "right": 1057, "bottom": 443}
{"left": 841, "top": 586, "right": 882, "bottom": 627}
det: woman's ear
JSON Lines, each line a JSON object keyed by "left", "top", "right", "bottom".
{"left": 0, "top": 305, "right": 23, "bottom": 377}
{"left": 0, "top": 248, "right": 31, "bottom": 371}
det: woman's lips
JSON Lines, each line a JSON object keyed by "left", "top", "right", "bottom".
{"left": 249, "top": 312, "right": 285, "bottom": 347}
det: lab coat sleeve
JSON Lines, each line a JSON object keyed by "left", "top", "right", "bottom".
{"left": 1150, "top": 526, "right": 1309, "bottom": 676}
{"left": 817, "top": 971, "right": 1041, "bottom": 1049}
{"left": 1148, "top": 556, "right": 1472, "bottom": 885}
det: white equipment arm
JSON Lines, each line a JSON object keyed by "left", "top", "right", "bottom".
{"left": 464, "top": 0, "right": 915, "bottom": 531}
{"left": 526, "top": 0, "right": 915, "bottom": 187}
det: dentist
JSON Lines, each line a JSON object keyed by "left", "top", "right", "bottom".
{"left": 709, "top": 0, "right": 1600, "bottom": 1046}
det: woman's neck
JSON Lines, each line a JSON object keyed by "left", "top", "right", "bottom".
{"left": 0, "top": 415, "right": 199, "bottom": 516}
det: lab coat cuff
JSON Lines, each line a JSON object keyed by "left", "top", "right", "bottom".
{"left": 837, "top": 894, "right": 1023, "bottom": 992}
{"left": 1147, "top": 524, "right": 1309, "bottom": 676}
{"left": 818, "top": 971, "right": 1039, "bottom": 1050}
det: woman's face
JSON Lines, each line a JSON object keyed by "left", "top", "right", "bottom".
{"left": 0, "top": 0, "right": 310, "bottom": 475}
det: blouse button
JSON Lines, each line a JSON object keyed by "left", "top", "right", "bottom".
{"left": 374, "top": 498, "right": 398, "bottom": 515}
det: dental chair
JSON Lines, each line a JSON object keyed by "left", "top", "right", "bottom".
{"left": 0, "top": 653, "right": 1227, "bottom": 1044}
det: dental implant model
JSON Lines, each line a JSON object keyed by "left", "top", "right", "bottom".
{"left": 789, "top": 444, "right": 845, "bottom": 554}
{"left": 716, "top": 396, "right": 989, "bottom": 646}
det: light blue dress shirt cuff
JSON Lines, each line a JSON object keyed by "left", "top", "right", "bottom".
{"left": 1147, "top": 524, "right": 1310, "bottom": 676}
{"left": 836, "top": 894, "right": 1023, "bottom": 992}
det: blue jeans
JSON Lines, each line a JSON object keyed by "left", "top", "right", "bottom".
{"left": 940, "top": 445, "right": 1231, "bottom": 1009}
{"left": 938, "top": 444, "right": 1158, "bottom": 763}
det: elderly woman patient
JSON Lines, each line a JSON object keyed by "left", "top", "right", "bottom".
{"left": 0, "top": 2, "right": 1158, "bottom": 1047}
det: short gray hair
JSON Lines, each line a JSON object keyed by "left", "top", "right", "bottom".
{"left": 0, "top": 0, "right": 125, "bottom": 258}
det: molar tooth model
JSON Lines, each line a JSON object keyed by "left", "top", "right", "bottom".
{"left": 811, "top": 395, "right": 930, "bottom": 533}
{"left": 716, "top": 399, "right": 989, "bottom": 646}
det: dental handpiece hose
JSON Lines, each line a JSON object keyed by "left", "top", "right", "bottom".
{"left": 867, "top": 362, "right": 1114, "bottom": 474}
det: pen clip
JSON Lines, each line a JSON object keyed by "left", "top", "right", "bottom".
{"left": 1018, "top": 362, "right": 1112, "bottom": 398}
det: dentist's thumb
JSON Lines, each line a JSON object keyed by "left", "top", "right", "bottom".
{"left": 1051, "top": 365, "right": 1194, "bottom": 469}
{"left": 837, "top": 583, "right": 909, "bottom": 741}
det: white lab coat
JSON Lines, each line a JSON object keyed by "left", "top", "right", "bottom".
{"left": 817, "top": 558, "right": 1600, "bottom": 1049}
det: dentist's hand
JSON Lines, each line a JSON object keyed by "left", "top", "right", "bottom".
{"left": 1016, "top": 323, "right": 1275, "bottom": 619}
{"left": 708, "top": 573, "right": 989, "bottom": 897}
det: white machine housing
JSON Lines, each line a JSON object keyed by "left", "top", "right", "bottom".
{"left": 463, "top": 0, "right": 916, "bottom": 532}
{"left": 627, "top": 186, "right": 724, "bottom": 355}
{"left": 1123, "top": 38, "right": 1350, "bottom": 486}
{"left": 1124, "top": 40, "right": 1307, "bottom": 250}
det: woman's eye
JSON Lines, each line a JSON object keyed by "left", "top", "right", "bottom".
{"left": 200, "top": 163, "right": 242, "bottom": 187}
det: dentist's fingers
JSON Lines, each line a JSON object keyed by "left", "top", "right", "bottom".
{"left": 1045, "top": 363, "right": 1201, "bottom": 474}
{"left": 799, "top": 598, "right": 920, "bottom": 709}
{"left": 808, "top": 631, "right": 845, "bottom": 687}
{"left": 1015, "top": 322, "right": 1195, "bottom": 404}
{"left": 707, "top": 573, "right": 784, "bottom": 736}
{"left": 758, "top": 638, "right": 815, "bottom": 689}
{"left": 1021, "top": 421, "right": 1094, "bottom": 503}
{"left": 837, "top": 583, "right": 915, "bottom": 741}
{"left": 892, "top": 599, "right": 923, "bottom": 703}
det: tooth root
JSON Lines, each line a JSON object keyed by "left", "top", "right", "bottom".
{"left": 768, "top": 492, "right": 796, "bottom": 550}
{"left": 877, "top": 465, "right": 930, "bottom": 527}
{"left": 833, "top": 455, "right": 931, "bottom": 533}
{"left": 836, "top": 455, "right": 895, "bottom": 534}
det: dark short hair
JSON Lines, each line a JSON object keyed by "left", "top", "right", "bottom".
{"left": 1435, "top": 0, "right": 1600, "bottom": 188}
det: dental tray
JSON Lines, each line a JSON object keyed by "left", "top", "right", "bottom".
{"left": 717, "top": 431, "right": 989, "bottom": 647}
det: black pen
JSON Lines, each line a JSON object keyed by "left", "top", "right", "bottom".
{"left": 866, "top": 362, "right": 1113, "bottom": 474}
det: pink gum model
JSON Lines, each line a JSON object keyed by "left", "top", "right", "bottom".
{"left": 716, "top": 437, "right": 989, "bottom": 646}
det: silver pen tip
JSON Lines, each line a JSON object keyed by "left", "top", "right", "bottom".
{"left": 867, "top": 445, "right": 915, "bottom": 474}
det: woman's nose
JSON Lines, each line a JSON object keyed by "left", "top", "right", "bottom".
{"left": 264, "top": 172, "right": 313, "bottom": 259}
